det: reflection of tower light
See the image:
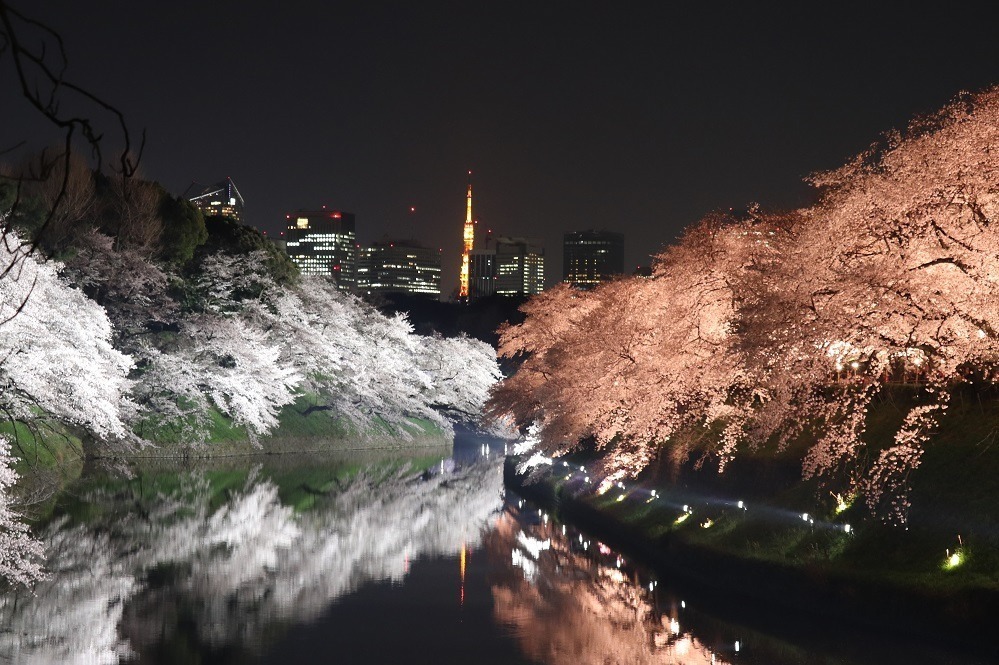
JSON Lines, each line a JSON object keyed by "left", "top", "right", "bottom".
{"left": 458, "top": 172, "right": 474, "bottom": 299}
{"left": 459, "top": 542, "right": 467, "bottom": 607}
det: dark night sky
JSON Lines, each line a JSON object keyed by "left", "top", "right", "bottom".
{"left": 4, "top": 2, "right": 999, "bottom": 291}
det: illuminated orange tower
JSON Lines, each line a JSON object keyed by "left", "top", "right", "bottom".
{"left": 458, "top": 171, "right": 474, "bottom": 299}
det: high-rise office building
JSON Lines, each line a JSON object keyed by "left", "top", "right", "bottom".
{"left": 357, "top": 239, "right": 442, "bottom": 298}
{"left": 470, "top": 236, "right": 544, "bottom": 299}
{"left": 284, "top": 209, "right": 357, "bottom": 291}
{"left": 563, "top": 229, "right": 624, "bottom": 289}
{"left": 186, "top": 177, "right": 245, "bottom": 222}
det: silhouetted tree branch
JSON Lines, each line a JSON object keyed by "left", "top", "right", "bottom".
{"left": 0, "top": 0, "right": 144, "bottom": 278}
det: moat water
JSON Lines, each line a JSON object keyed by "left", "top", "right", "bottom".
{"left": 0, "top": 436, "right": 990, "bottom": 664}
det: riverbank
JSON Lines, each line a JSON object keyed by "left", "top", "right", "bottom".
{"left": 504, "top": 445, "right": 999, "bottom": 655}
{"left": 2, "top": 397, "right": 454, "bottom": 524}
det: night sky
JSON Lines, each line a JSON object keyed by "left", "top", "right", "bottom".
{"left": 4, "top": 2, "right": 999, "bottom": 290}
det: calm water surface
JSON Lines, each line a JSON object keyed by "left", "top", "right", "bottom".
{"left": 0, "top": 439, "right": 991, "bottom": 664}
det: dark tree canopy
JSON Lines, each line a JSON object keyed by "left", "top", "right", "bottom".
{"left": 157, "top": 192, "right": 207, "bottom": 265}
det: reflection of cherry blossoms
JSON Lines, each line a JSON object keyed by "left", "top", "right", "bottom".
{"left": 0, "top": 516, "right": 138, "bottom": 665}
{"left": 0, "top": 458, "right": 503, "bottom": 662}
{"left": 486, "top": 510, "right": 728, "bottom": 665}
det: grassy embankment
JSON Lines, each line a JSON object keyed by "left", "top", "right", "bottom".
{"left": 35, "top": 446, "right": 449, "bottom": 535}
{"left": 3, "top": 391, "right": 451, "bottom": 516}
{"left": 507, "top": 384, "right": 999, "bottom": 642}
{"left": 130, "top": 391, "right": 450, "bottom": 457}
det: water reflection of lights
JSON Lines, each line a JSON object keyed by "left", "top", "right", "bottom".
{"left": 498, "top": 497, "right": 737, "bottom": 665}
{"left": 517, "top": 532, "right": 551, "bottom": 559}
{"left": 511, "top": 548, "right": 538, "bottom": 580}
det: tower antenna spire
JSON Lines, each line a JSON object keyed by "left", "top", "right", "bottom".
{"left": 459, "top": 171, "right": 474, "bottom": 300}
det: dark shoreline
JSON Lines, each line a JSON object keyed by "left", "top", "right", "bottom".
{"left": 504, "top": 457, "right": 999, "bottom": 660}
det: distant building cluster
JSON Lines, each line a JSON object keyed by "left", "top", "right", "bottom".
{"left": 357, "top": 240, "right": 442, "bottom": 297}
{"left": 470, "top": 235, "right": 545, "bottom": 299}
{"left": 460, "top": 177, "right": 546, "bottom": 302}
{"left": 186, "top": 175, "right": 634, "bottom": 302}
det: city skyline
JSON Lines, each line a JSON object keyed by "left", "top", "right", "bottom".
{"left": 4, "top": 3, "right": 999, "bottom": 291}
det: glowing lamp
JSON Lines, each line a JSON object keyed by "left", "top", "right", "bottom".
{"left": 944, "top": 548, "right": 964, "bottom": 569}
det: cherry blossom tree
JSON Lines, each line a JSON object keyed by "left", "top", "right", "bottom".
{"left": 491, "top": 87, "right": 999, "bottom": 520}
{"left": 737, "top": 88, "right": 999, "bottom": 518}
{"left": 489, "top": 217, "right": 764, "bottom": 489}
{"left": 0, "top": 231, "right": 133, "bottom": 441}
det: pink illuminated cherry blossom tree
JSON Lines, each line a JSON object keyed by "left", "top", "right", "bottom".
{"left": 490, "top": 86, "right": 999, "bottom": 521}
